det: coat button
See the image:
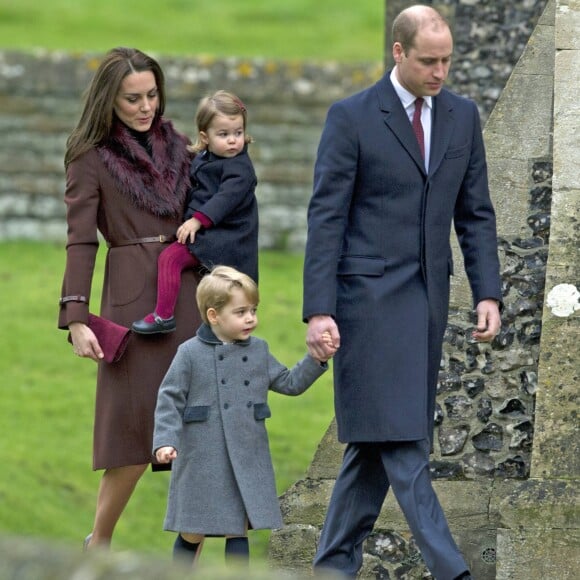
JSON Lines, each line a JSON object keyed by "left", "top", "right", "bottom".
{"left": 244, "top": 380, "right": 250, "bottom": 386}
{"left": 218, "top": 354, "right": 224, "bottom": 361}
{"left": 242, "top": 356, "right": 248, "bottom": 362}
{"left": 221, "top": 379, "right": 226, "bottom": 385}
{"left": 247, "top": 401, "right": 252, "bottom": 408}
{"left": 224, "top": 403, "right": 229, "bottom": 409}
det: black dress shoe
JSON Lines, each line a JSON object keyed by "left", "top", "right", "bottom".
{"left": 132, "top": 314, "right": 176, "bottom": 334}
{"left": 454, "top": 573, "right": 473, "bottom": 580}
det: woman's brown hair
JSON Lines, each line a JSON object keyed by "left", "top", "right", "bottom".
{"left": 65, "top": 47, "right": 166, "bottom": 166}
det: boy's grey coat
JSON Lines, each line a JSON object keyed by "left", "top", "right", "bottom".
{"left": 153, "top": 324, "right": 327, "bottom": 536}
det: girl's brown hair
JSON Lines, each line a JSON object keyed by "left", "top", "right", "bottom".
{"left": 189, "top": 90, "right": 253, "bottom": 153}
{"left": 65, "top": 47, "right": 166, "bottom": 166}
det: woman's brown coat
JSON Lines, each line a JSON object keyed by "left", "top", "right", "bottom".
{"left": 59, "top": 119, "right": 202, "bottom": 470}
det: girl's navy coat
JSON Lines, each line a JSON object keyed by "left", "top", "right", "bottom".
{"left": 185, "top": 146, "right": 259, "bottom": 283}
{"left": 153, "top": 324, "right": 327, "bottom": 536}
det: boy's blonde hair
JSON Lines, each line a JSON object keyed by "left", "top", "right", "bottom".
{"left": 189, "top": 90, "right": 253, "bottom": 153}
{"left": 196, "top": 266, "right": 259, "bottom": 325}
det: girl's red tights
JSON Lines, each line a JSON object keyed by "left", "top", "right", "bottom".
{"left": 143, "top": 242, "right": 199, "bottom": 322}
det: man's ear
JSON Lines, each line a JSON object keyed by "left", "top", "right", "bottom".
{"left": 207, "top": 307, "right": 218, "bottom": 325}
{"left": 393, "top": 42, "right": 404, "bottom": 64}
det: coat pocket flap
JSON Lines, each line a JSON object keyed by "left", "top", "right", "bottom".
{"left": 337, "top": 256, "right": 386, "bottom": 276}
{"left": 254, "top": 402, "right": 272, "bottom": 421}
{"left": 183, "top": 405, "right": 210, "bottom": 423}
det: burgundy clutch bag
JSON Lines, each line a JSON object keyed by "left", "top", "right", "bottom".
{"left": 68, "top": 314, "right": 131, "bottom": 363}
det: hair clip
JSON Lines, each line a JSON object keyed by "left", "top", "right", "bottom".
{"left": 233, "top": 97, "right": 247, "bottom": 113}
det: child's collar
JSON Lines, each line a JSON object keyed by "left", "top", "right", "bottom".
{"left": 196, "top": 323, "right": 251, "bottom": 346}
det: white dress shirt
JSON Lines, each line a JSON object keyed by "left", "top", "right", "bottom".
{"left": 390, "top": 68, "right": 432, "bottom": 171}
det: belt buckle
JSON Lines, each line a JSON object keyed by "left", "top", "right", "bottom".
{"left": 158, "top": 235, "right": 167, "bottom": 243}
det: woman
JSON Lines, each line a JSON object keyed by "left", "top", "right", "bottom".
{"left": 58, "top": 47, "right": 202, "bottom": 549}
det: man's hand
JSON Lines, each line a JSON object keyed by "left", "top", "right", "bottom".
{"left": 472, "top": 299, "right": 501, "bottom": 342}
{"left": 307, "top": 315, "right": 340, "bottom": 361}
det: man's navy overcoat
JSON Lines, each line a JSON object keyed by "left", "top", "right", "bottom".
{"left": 303, "top": 73, "right": 502, "bottom": 443}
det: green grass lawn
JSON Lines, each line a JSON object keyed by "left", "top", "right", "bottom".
{"left": 0, "top": 0, "right": 384, "bottom": 63}
{"left": 0, "top": 241, "right": 334, "bottom": 564}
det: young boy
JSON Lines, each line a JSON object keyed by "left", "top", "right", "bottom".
{"left": 153, "top": 265, "right": 336, "bottom": 566}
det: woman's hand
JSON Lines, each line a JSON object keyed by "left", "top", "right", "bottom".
{"left": 177, "top": 217, "right": 202, "bottom": 244}
{"left": 155, "top": 446, "right": 177, "bottom": 463}
{"left": 69, "top": 321, "right": 104, "bottom": 362}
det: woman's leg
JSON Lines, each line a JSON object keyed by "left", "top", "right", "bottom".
{"left": 85, "top": 463, "right": 148, "bottom": 548}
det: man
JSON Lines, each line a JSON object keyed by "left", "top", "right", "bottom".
{"left": 303, "top": 5, "right": 501, "bottom": 580}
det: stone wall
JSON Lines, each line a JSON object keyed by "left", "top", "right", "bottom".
{"left": 0, "top": 52, "right": 380, "bottom": 249}
{"left": 0, "top": 0, "right": 546, "bottom": 250}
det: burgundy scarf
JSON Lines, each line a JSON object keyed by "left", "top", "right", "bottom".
{"left": 97, "top": 117, "right": 191, "bottom": 218}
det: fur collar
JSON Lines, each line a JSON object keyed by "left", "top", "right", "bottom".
{"left": 97, "top": 117, "right": 191, "bottom": 218}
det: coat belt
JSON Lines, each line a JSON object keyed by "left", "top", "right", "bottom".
{"left": 106, "top": 235, "right": 176, "bottom": 248}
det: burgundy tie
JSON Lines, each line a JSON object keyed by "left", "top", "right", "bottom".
{"left": 412, "top": 97, "right": 425, "bottom": 159}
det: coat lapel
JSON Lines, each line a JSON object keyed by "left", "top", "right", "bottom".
{"left": 376, "top": 74, "right": 426, "bottom": 174}
{"left": 428, "top": 90, "right": 454, "bottom": 177}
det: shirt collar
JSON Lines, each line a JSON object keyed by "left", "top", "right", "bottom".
{"left": 390, "top": 67, "right": 433, "bottom": 111}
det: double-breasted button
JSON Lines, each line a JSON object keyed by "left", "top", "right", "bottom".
{"left": 242, "top": 356, "right": 248, "bottom": 362}
{"left": 218, "top": 354, "right": 224, "bottom": 361}
{"left": 224, "top": 403, "right": 229, "bottom": 409}
{"left": 247, "top": 401, "right": 252, "bottom": 408}
{"left": 221, "top": 379, "right": 226, "bottom": 385}
{"left": 244, "top": 380, "right": 250, "bottom": 386}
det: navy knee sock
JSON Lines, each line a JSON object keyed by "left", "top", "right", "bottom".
{"left": 173, "top": 533, "right": 201, "bottom": 563}
{"left": 225, "top": 536, "right": 249, "bottom": 563}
